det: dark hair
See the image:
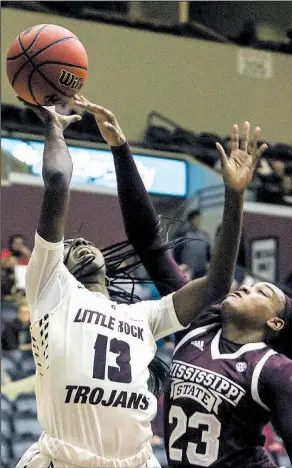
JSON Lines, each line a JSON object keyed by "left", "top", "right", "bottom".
{"left": 267, "top": 294, "right": 292, "bottom": 360}
{"left": 187, "top": 209, "right": 201, "bottom": 222}
{"left": 64, "top": 237, "right": 170, "bottom": 398}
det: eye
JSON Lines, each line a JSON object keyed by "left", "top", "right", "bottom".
{"left": 259, "top": 290, "right": 268, "bottom": 297}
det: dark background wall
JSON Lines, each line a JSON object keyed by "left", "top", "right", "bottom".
{"left": 1, "top": 184, "right": 126, "bottom": 250}
{"left": 243, "top": 211, "right": 292, "bottom": 283}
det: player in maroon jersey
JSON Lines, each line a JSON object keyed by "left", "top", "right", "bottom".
{"left": 74, "top": 96, "right": 292, "bottom": 468}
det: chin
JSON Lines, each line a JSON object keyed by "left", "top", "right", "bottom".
{"left": 221, "top": 296, "right": 238, "bottom": 314}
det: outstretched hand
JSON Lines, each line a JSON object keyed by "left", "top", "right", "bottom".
{"left": 73, "top": 94, "right": 126, "bottom": 147}
{"left": 16, "top": 96, "right": 82, "bottom": 132}
{"left": 216, "top": 122, "right": 268, "bottom": 193}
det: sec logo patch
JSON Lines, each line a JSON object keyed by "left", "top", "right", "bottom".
{"left": 236, "top": 362, "right": 247, "bottom": 372}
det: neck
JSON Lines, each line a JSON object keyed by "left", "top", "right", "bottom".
{"left": 221, "top": 320, "right": 265, "bottom": 344}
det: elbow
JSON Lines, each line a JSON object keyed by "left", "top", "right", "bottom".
{"left": 43, "top": 169, "right": 71, "bottom": 191}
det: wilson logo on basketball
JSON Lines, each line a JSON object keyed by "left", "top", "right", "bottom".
{"left": 59, "top": 69, "right": 84, "bottom": 91}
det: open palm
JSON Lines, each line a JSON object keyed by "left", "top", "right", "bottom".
{"left": 16, "top": 96, "right": 81, "bottom": 131}
{"left": 216, "top": 122, "right": 268, "bottom": 193}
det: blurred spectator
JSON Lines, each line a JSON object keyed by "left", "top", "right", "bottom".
{"left": 1, "top": 234, "right": 31, "bottom": 267}
{"left": 174, "top": 209, "right": 211, "bottom": 279}
{"left": 1, "top": 264, "right": 16, "bottom": 299}
{"left": 1, "top": 234, "right": 31, "bottom": 293}
{"left": 2, "top": 299, "right": 31, "bottom": 351}
{"left": 263, "top": 424, "right": 285, "bottom": 465}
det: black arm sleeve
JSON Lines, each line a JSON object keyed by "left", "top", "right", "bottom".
{"left": 112, "top": 142, "right": 187, "bottom": 296}
{"left": 259, "top": 354, "right": 292, "bottom": 462}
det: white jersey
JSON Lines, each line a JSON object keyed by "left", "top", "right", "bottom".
{"left": 25, "top": 233, "right": 187, "bottom": 464}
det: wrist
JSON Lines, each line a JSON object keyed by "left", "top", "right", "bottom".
{"left": 225, "top": 186, "right": 244, "bottom": 199}
{"left": 110, "top": 138, "right": 127, "bottom": 148}
{"left": 46, "top": 120, "right": 64, "bottom": 135}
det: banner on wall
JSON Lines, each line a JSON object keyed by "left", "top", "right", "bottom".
{"left": 250, "top": 237, "right": 278, "bottom": 282}
{"left": 1, "top": 137, "right": 188, "bottom": 197}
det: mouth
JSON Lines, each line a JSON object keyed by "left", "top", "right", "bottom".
{"left": 76, "top": 247, "right": 93, "bottom": 258}
{"left": 228, "top": 291, "right": 242, "bottom": 299}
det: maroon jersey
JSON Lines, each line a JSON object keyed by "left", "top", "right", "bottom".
{"left": 164, "top": 314, "right": 283, "bottom": 468}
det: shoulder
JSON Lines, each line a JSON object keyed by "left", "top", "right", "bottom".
{"left": 259, "top": 352, "right": 292, "bottom": 388}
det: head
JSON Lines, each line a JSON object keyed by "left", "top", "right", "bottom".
{"left": 63, "top": 237, "right": 107, "bottom": 293}
{"left": 8, "top": 234, "right": 26, "bottom": 257}
{"left": 221, "top": 282, "right": 289, "bottom": 346}
{"left": 188, "top": 209, "right": 201, "bottom": 229}
{"left": 17, "top": 300, "right": 30, "bottom": 325}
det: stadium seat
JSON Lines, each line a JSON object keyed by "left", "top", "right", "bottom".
{"left": 1, "top": 438, "right": 12, "bottom": 468}
{"left": 1, "top": 393, "right": 14, "bottom": 418}
{"left": 19, "top": 355, "right": 36, "bottom": 378}
{"left": 14, "top": 393, "right": 37, "bottom": 417}
{"left": 11, "top": 434, "right": 37, "bottom": 462}
{"left": 2, "top": 350, "right": 23, "bottom": 365}
{"left": 1, "top": 412, "right": 14, "bottom": 440}
{"left": 2, "top": 356, "right": 21, "bottom": 381}
{"left": 14, "top": 412, "right": 42, "bottom": 438}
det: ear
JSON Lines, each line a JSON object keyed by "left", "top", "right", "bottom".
{"left": 266, "top": 317, "right": 285, "bottom": 332}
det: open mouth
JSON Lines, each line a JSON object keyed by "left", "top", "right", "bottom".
{"left": 229, "top": 291, "right": 242, "bottom": 299}
{"left": 77, "top": 247, "right": 92, "bottom": 258}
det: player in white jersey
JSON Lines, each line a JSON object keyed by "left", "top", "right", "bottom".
{"left": 16, "top": 96, "right": 263, "bottom": 468}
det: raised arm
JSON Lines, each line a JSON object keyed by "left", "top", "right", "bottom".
{"left": 17, "top": 97, "right": 81, "bottom": 242}
{"left": 73, "top": 96, "right": 267, "bottom": 326}
{"left": 172, "top": 123, "right": 267, "bottom": 325}
{"left": 73, "top": 95, "right": 187, "bottom": 296}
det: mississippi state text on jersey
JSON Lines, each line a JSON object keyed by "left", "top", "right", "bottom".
{"left": 164, "top": 318, "right": 281, "bottom": 468}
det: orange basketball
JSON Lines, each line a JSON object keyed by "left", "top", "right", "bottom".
{"left": 6, "top": 24, "right": 88, "bottom": 106}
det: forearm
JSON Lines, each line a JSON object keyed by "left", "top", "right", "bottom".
{"left": 111, "top": 142, "right": 161, "bottom": 249}
{"left": 206, "top": 187, "right": 243, "bottom": 295}
{"left": 112, "top": 142, "right": 187, "bottom": 295}
{"left": 173, "top": 188, "right": 243, "bottom": 326}
{"left": 42, "top": 124, "right": 72, "bottom": 186}
{"left": 38, "top": 124, "right": 72, "bottom": 242}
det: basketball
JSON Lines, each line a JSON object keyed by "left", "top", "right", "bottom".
{"left": 6, "top": 24, "right": 88, "bottom": 106}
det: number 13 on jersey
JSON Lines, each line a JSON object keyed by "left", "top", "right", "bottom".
{"left": 93, "top": 333, "right": 132, "bottom": 384}
{"left": 169, "top": 405, "right": 221, "bottom": 467}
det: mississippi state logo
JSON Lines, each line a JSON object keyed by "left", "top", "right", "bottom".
{"left": 236, "top": 362, "right": 247, "bottom": 372}
{"left": 59, "top": 69, "right": 84, "bottom": 91}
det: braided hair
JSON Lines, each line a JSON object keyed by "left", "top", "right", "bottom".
{"left": 63, "top": 236, "right": 188, "bottom": 398}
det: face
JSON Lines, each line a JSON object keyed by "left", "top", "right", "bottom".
{"left": 12, "top": 237, "right": 24, "bottom": 252}
{"left": 191, "top": 215, "right": 201, "bottom": 229}
{"left": 18, "top": 304, "right": 30, "bottom": 324}
{"left": 64, "top": 237, "right": 106, "bottom": 280}
{"left": 221, "top": 282, "right": 285, "bottom": 331}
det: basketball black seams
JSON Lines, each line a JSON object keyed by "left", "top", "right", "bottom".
{"left": 7, "top": 25, "right": 48, "bottom": 61}
{"left": 11, "top": 35, "right": 76, "bottom": 88}
{"left": 13, "top": 35, "right": 79, "bottom": 104}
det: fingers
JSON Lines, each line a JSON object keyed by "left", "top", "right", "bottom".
{"left": 70, "top": 115, "right": 82, "bottom": 123}
{"left": 240, "top": 121, "right": 250, "bottom": 151}
{"left": 216, "top": 142, "right": 228, "bottom": 168}
{"left": 249, "top": 126, "right": 262, "bottom": 162}
{"left": 231, "top": 124, "right": 239, "bottom": 153}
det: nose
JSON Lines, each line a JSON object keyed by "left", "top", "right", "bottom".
{"left": 74, "top": 238, "right": 88, "bottom": 248}
{"left": 240, "top": 285, "right": 252, "bottom": 294}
